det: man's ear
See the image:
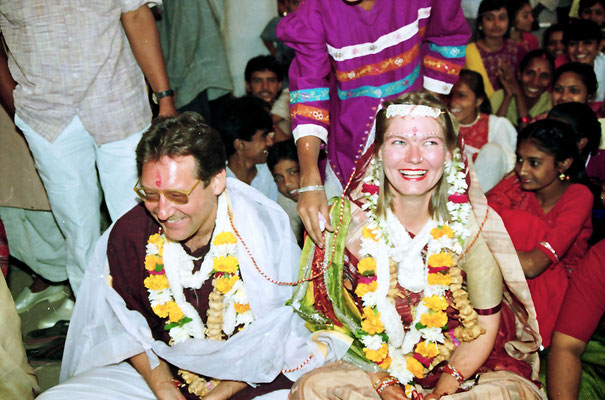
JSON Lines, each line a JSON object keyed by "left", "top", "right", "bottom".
{"left": 245, "top": 82, "right": 251, "bottom": 94}
{"left": 210, "top": 169, "right": 227, "bottom": 196}
{"left": 277, "top": 81, "right": 283, "bottom": 92}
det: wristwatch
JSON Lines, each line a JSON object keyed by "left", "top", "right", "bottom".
{"left": 152, "top": 89, "right": 175, "bottom": 105}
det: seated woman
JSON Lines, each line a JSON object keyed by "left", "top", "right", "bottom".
{"left": 507, "top": 0, "right": 539, "bottom": 52}
{"left": 449, "top": 69, "right": 517, "bottom": 191}
{"left": 465, "top": 0, "right": 526, "bottom": 98}
{"left": 290, "top": 92, "right": 543, "bottom": 399}
{"left": 491, "top": 49, "right": 554, "bottom": 130}
{"left": 487, "top": 120, "right": 593, "bottom": 348}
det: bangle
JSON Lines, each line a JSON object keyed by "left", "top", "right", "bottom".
{"left": 374, "top": 376, "right": 400, "bottom": 395}
{"left": 441, "top": 363, "right": 465, "bottom": 385}
{"left": 297, "top": 185, "right": 325, "bottom": 193}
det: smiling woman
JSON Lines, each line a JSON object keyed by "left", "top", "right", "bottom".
{"left": 490, "top": 49, "right": 554, "bottom": 129}
{"left": 289, "top": 92, "right": 544, "bottom": 400}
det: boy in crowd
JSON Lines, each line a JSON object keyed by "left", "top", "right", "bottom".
{"left": 213, "top": 96, "right": 279, "bottom": 201}
{"left": 267, "top": 140, "right": 303, "bottom": 244}
{"left": 245, "top": 55, "right": 292, "bottom": 141}
{"left": 564, "top": 19, "right": 605, "bottom": 101}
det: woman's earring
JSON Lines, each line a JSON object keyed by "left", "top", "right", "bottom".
{"left": 558, "top": 172, "right": 569, "bottom": 181}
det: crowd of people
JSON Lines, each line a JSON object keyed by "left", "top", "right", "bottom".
{"left": 1, "top": 0, "right": 604, "bottom": 399}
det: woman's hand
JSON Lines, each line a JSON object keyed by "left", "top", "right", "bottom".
{"left": 497, "top": 63, "right": 521, "bottom": 98}
{"left": 296, "top": 136, "right": 333, "bottom": 248}
{"left": 379, "top": 384, "right": 408, "bottom": 399}
{"left": 297, "top": 189, "right": 333, "bottom": 248}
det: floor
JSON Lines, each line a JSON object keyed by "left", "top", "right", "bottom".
{"left": 8, "top": 265, "right": 65, "bottom": 394}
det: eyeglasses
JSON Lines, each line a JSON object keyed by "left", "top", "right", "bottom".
{"left": 133, "top": 179, "right": 201, "bottom": 205}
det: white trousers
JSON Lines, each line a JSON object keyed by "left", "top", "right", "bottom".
{"left": 16, "top": 115, "right": 146, "bottom": 294}
{"left": 38, "top": 362, "right": 289, "bottom": 400}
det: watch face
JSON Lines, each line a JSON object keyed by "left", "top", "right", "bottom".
{"left": 152, "top": 93, "right": 158, "bottom": 105}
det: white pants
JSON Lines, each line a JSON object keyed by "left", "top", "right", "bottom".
{"left": 16, "top": 115, "right": 146, "bottom": 294}
{"left": 38, "top": 362, "right": 289, "bottom": 400}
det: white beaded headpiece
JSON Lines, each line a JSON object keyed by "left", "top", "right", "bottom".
{"left": 385, "top": 104, "right": 442, "bottom": 119}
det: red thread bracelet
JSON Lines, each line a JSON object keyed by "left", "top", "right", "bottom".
{"left": 441, "top": 363, "right": 465, "bottom": 385}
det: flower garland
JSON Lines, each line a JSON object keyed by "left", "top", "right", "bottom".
{"left": 355, "top": 149, "right": 482, "bottom": 394}
{"left": 143, "top": 193, "right": 255, "bottom": 397}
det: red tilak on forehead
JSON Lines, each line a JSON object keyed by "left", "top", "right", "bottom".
{"left": 155, "top": 171, "right": 161, "bottom": 187}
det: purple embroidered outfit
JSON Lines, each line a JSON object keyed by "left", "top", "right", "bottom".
{"left": 277, "top": 0, "right": 470, "bottom": 186}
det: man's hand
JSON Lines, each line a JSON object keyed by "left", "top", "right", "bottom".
{"left": 158, "top": 95, "right": 178, "bottom": 118}
{"left": 204, "top": 380, "right": 248, "bottom": 400}
{"left": 155, "top": 380, "right": 186, "bottom": 400}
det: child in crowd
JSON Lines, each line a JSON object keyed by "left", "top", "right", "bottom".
{"left": 491, "top": 49, "right": 554, "bottom": 129}
{"left": 449, "top": 69, "right": 517, "bottom": 191}
{"left": 466, "top": 0, "right": 526, "bottom": 97}
{"left": 579, "top": 0, "right": 605, "bottom": 28}
{"left": 487, "top": 119, "right": 593, "bottom": 348}
{"left": 213, "top": 96, "right": 279, "bottom": 201}
{"left": 548, "top": 102, "right": 604, "bottom": 183}
{"left": 508, "top": 0, "right": 539, "bottom": 52}
{"left": 563, "top": 19, "right": 605, "bottom": 102}
{"left": 543, "top": 23, "right": 566, "bottom": 60}
{"left": 267, "top": 140, "right": 303, "bottom": 244}
{"left": 552, "top": 62, "right": 598, "bottom": 106}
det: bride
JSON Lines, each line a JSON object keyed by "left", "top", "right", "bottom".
{"left": 289, "top": 92, "right": 545, "bottom": 399}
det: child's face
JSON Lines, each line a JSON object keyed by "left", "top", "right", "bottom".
{"left": 567, "top": 39, "right": 600, "bottom": 65}
{"left": 480, "top": 7, "right": 509, "bottom": 40}
{"left": 581, "top": 2, "right": 605, "bottom": 27}
{"left": 515, "top": 4, "right": 534, "bottom": 32}
{"left": 546, "top": 31, "right": 565, "bottom": 58}
{"left": 272, "top": 159, "right": 300, "bottom": 201}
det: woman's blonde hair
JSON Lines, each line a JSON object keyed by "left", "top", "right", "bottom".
{"left": 373, "top": 91, "right": 459, "bottom": 222}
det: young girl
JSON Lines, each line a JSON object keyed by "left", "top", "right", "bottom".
{"left": 543, "top": 24, "right": 566, "bottom": 60}
{"left": 491, "top": 49, "right": 554, "bottom": 129}
{"left": 487, "top": 119, "right": 593, "bottom": 347}
{"left": 465, "top": 0, "right": 526, "bottom": 97}
{"left": 507, "top": 0, "right": 539, "bottom": 52}
{"left": 449, "top": 69, "right": 517, "bottom": 191}
{"left": 552, "top": 62, "right": 603, "bottom": 117}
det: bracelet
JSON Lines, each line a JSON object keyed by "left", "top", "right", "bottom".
{"left": 441, "top": 363, "right": 465, "bottom": 385}
{"left": 374, "top": 377, "right": 400, "bottom": 395}
{"left": 297, "top": 185, "right": 325, "bottom": 193}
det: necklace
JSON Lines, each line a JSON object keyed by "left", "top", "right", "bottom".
{"left": 354, "top": 150, "right": 482, "bottom": 395}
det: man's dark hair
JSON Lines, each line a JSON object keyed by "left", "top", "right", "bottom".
{"left": 136, "top": 112, "right": 226, "bottom": 186}
{"left": 267, "top": 139, "right": 298, "bottom": 173}
{"left": 245, "top": 55, "right": 283, "bottom": 82}
{"left": 563, "top": 18, "right": 602, "bottom": 44}
{"left": 213, "top": 96, "right": 273, "bottom": 157}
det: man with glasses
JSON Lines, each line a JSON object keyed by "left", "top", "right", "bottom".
{"left": 39, "top": 112, "right": 319, "bottom": 400}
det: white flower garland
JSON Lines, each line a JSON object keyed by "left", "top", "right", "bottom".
{"left": 355, "top": 149, "right": 472, "bottom": 390}
{"left": 143, "top": 193, "right": 255, "bottom": 344}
